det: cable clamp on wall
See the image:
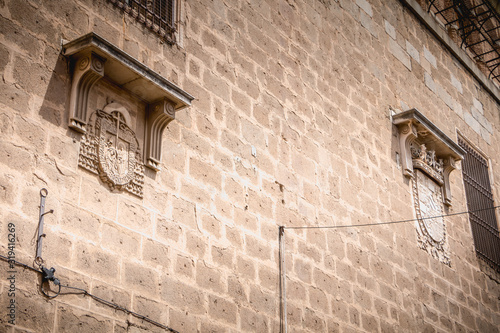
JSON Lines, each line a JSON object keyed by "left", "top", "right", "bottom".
{"left": 40, "top": 266, "right": 61, "bottom": 298}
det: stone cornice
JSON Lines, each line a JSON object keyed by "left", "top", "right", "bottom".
{"left": 393, "top": 109, "right": 465, "bottom": 206}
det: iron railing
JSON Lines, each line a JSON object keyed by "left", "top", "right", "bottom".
{"left": 108, "top": 0, "right": 176, "bottom": 45}
{"left": 426, "top": 0, "right": 500, "bottom": 85}
{"left": 458, "top": 137, "right": 500, "bottom": 272}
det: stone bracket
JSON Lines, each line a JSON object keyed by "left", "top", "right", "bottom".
{"left": 68, "top": 52, "right": 105, "bottom": 133}
{"left": 62, "top": 32, "right": 194, "bottom": 171}
{"left": 145, "top": 99, "right": 176, "bottom": 171}
{"left": 393, "top": 109, "right": 465, "bottom": 206}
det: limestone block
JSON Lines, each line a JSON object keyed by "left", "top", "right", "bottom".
{"left": 175, "top": 254, "right": 194, "bottom": 278}
{"left": 169, "top": 309, "right": 197, "bottom": 333}
{"left": 406, "top": 41, "right": 420, "bottom": 63}
{"left": 303, "top": 307, "right": 326, "bottom": 331}
{"left": 196, "top": 262, "right": 224, "bottom": 293}
{"left": 79, "top": 179, "right": 118, "bottom": 221}
{"left": 208, "top": 295, "right": 237, "bottom": 325}
{"left": 389, "top": 39, "right": 411, "bottom": 71}
{"left": 237, "top": 255, "right": 256, "bottom": 281}
{"left": 142, "top": 238, "right": 170, "bottom": 268}
{"left": 258, "top": 265, "right": 278, "bottom": 291}
{"left": 60, "top": 203, "right": 101, "bottom": 242}
{"left": 117, "top": 198, "right": 153, "bottom": 235}
{"left": 4, "top": 290, "right": 55, "bottom": 332}
{"left": 156, "top": 215, "right": 183, "bottom": 244}
{"left": 123, "top": 262, "right": 160, "bottom": 296}
{"left": 245, "top": 234, "right": 272, "bottom": 262}
{"left": 240, "top": 307, "right": 269, "bottom": 332}
{"left": 160, "top": 277, "right": 206, "bottom": 314}
{"left": 90, "top": 282, "right": 131, "bottom": 319}
{"left": 424, "top": 46, "right": 438, "bottom": 68}
{"left": 180, "top": 181, "right": 212, "bottom": 206}
{"left": 132, "top": 295, "right": 167, "bottom": 325}
{"left": 171, "top": 196, "right": 196, "bottom": 230}
{"left": 56, "top": 306, "right": 113, "bottom": 333}
{"left": 200, "top": 213, "right": 222, "bottom": 238}
{"left": 189, "top": 157, "right": 221, "bottom": 190}
{"left": 464, "top": 111, "right": 481, "bottom": 134}
{"left": 185, "top": 231, "right": 207, "bottom": 258}
{"left": 48, "top": 135, "right": 79, "bottom": 168}
{"left": 248, "top": 285, "right": 276, "bottom": 315}
{"left": 13, "top": 57, "right": 50, "bottom": 98}
{"left": 101, "top": 222, "right": 140, "bottom": 256}
{"left": 0, "top": 172, "right": 16, "bottom": 206}
{"left": 74, "top": 243, "right": 119, "bottom": 280}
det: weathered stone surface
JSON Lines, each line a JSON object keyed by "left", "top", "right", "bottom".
{"left": 57, "top": 306, "right": 113, "bottom": 333}
{"left": 0, "top": 0, "right": 499, "bottom": 332}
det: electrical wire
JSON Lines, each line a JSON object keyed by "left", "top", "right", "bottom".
{"left": 0, "top": 255, "right": 179, "bottom": 333}
{"left": 282, "top": 205, "right": 500, "bottom": 230}
{"left": 278, "top": 204, "right": 500, "bottom": 333}
{"left": 59, "top": 284, "right": 179, "bottom": 333}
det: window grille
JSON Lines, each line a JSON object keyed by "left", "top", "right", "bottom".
{"left": 458, "top": 137, "right": 500, "bottom": 272}
{"left": 108, "top": 0, "right": 177, "bottom": 45}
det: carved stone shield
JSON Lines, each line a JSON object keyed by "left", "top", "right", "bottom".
{"left": 413, "top": 170, "right": 450, "bottom": 265}
{"left": 96, "top": 110, "right": 137, "bottom": 186}
{"left": 78, "top": 107, "right": 144, "bottom": 197}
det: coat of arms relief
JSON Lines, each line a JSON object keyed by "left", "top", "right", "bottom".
{"left": 78, "top": 103, "right": 144, "bottom": 197}
{"left": 63, "top": 33, "right": 195, "bottom": 199}
{"left": 411, "top": 143, "right": 450, "bottom": 265}
{"left": 393, "top": 109, "right": 465, "bottom": 266}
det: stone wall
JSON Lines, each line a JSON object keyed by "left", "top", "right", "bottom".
{"left": 0, "top": 0, "right": 499, "bottom": 332}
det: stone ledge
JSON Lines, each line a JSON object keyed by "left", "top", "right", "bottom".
{"left": 393, "top": 108, "right": 465, "bottom": 206}
{"left": 62, "top": 32, "right": 195, "bottom": 172}
{"left": 62, "top": 32, "right": 193, "bottom": 110}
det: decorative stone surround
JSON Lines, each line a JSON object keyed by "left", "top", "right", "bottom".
{"left": 62, "top": 32, "right": 194, "bottom": 171}
{"left": 393, "top": 108, "right": 465, "bottom": 206}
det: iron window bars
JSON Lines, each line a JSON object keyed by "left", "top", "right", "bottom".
{"left": 108, "top": 0, "right": 177, "bottom": 45}
{"left": 426, "top": 0, "right": 500, "bottom": 85}
{"left": 458, "top": 137, "right": 500, "bottom": 272}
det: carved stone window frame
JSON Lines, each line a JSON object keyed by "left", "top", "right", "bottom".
{"left": 62, "top": 32, "right": 194, "bottom": 171}
{"left": 393, "top": 109, "right": 465, "bottom": 206}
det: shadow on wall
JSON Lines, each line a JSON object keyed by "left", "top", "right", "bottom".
{"left": 38, "top": 53, "right": 72, "bottom": 132}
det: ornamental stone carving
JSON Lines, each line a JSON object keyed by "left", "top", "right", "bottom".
{"left": 412, "top": 170, "right": 450, "bottom": 265}
{"left": 393, "top": 109, "right": 464, "bottom": 265}
{"left": 79, "top": 104, "right": 144, "bottom": 197}
{"left": 68, "top": 52, "right": 106, "bottom": 133}
{"left": 393, "top": 109, "right": 464, "bottom": 206}
{"left": 63, "top": 33, "right": 194, "bottom": 173}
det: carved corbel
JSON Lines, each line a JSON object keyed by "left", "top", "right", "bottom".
{"left": 442, "top": 156, "right": 456, "bottom": 206}
{"left": 69, "top": 52, "right": 106, "bottom": 133}
{"left": 145, "top": 99, "right": 175, "bottom": 171}
{"left": 397, "top": 121, "right": 418, "bottom": 178}
{"left": 393, "top": 109, "right": 465, "bottom": 206}
{"left": 63, "top": 33, "right": 194, "bottom": 177}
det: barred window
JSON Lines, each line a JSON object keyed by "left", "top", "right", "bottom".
{"left": 109, "top": 0, "right": 177, "bottom": 45}
{"left": 458, "top": 137, "right": 500, "bottom": 272}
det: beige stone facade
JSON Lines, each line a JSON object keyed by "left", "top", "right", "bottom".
{"left": 1, "top": 0, "right": 499, "bottom": 332}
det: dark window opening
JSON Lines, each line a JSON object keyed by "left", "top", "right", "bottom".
{"left": 108, "top": 0, "right": 177, "bottom": 45}
{"left": 458, "top": 137, "right": 500, "bottom": 272}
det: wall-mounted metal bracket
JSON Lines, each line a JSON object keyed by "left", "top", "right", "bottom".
{"left": 35, "top": 188, "right": 53, "bottom": 267}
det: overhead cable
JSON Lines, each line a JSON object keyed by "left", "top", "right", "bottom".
{"left": 282, "top": 205, "right": 500, "bottom": 230}
{"left": 0, "top": 255, "right": 179, "bottom": 333}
